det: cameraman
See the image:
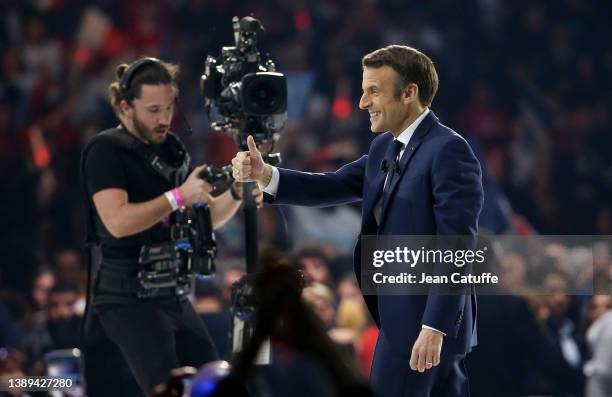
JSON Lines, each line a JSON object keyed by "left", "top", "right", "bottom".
{"left": 81, "top": 57, "right": 261, "bottom": 396}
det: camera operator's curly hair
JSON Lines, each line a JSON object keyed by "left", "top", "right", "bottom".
{"left": 109, "top": 58, "right": 180, "bottom": 118}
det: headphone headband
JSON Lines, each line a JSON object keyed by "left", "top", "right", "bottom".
{"left": 119, "top": 57, "right": 161, "bottom": 98}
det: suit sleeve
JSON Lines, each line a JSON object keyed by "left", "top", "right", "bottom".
{"left": 268, "top": 155, "right": 367, "bottom": 207}
{"left": 421, "top": 135, "right": 484, "bottom": 336}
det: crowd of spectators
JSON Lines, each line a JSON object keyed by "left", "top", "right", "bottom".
{"left": 1, "top": 1, "right": 610, "bottom": 396}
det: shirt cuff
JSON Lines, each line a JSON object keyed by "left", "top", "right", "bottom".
{"left": 259, "top": 166, "right": 279, "bottom": 196}
{"left": 422, "top": 324, "right": 446, "bottom": 336}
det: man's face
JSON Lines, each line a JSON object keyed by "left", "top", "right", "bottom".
{"left": 128, "top": 84, "right": 175, "bottom": 144}
{"left": 589, "top": 295, "right": 612, "bottom": 322}
{"left": 359, "top": 66, "right": 412, "bottom": 135}
{"left": 47, "top": 291, "right": 77, "bottom": 321}
{"left": 301, "top": 257, "right": 330, "bottom": 285}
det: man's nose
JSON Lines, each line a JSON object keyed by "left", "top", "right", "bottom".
{"left": 359, "top": 94, "right": 370, "bottom": 110}
{"left": 159, "top": 109, "right": 173, "bottom": 124}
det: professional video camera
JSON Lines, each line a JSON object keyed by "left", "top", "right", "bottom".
{"left": 200, "top": 16, "right": 287, "bottom": 147}
{"left": 200, "top": 15, "right": 288, "bottom": 364}
{"left": 136, "top": 166, "right": 232, "bottom": 297}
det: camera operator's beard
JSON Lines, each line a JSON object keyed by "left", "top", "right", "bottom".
{"left": 132, "top": 111, "right": 168, "bottom": 144}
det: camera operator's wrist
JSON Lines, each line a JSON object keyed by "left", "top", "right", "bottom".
{"left": 165, "top": 188, "right": 185, "bottom": 211}
{"left": 165, "top": 191, "right": 179, "bottom": 211}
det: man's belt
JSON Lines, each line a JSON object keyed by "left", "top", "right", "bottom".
{"left": 96, "top": 260, "right": 191, "bottom": 299}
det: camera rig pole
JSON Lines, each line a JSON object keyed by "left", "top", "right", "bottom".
{"left": 242, "top": 181, "right": 258, "bottom": 274}
{"left": 241, "top": 151, "right": 281, "bottom": 274}
{"left": 230, "top": 146, "right": 280, "bottom": 365}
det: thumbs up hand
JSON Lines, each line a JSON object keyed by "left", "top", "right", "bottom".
{"left": 231, "top": 135, "right": 269, "bottom": 184}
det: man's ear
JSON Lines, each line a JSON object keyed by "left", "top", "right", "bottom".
{"left": 119, "top": 99, "right": 132, "bottom": 117}
{"left": 402, "top": 83, "right": 419, "bottom": 105}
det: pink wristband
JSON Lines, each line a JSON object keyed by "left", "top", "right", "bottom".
{"left": 171, "top": 188, "right": 185, "bottom": 208}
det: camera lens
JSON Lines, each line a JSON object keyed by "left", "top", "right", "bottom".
{"left": 241, "top": 72, "right": 287, "bottom": 116}
{"left": 248, "top": 81, "right": 278, "bottom": 111}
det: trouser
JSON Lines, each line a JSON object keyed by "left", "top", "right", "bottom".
{"left": 371, "top": 332, "right": 470, "bottom": 397}
{"left": 82, "top": 307, "right": 143, "bottom": 397}
{"left": 89, "top": 298, "right": 218, "bottom": 396}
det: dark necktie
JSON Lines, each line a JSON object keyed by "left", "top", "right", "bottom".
{"left": 381, "top": 139, "right": 404, "bottom": 211}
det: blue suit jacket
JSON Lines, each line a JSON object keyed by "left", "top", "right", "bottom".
{"left": 270, "top": 111, "right": 483, "bottom": 356}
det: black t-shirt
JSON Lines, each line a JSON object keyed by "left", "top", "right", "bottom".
{"left": 85, "top": 128, "right": 186, "bottom": 259}
{"left": 84, "top": 128, "right": 187, "bottom": 304}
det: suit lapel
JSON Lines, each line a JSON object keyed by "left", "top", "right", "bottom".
{"left": 377, "top": 111, "right": 438, "bottom": 229}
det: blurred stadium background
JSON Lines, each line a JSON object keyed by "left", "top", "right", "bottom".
{"left": 0, "top": 1, "right": 610, "bottom": 396}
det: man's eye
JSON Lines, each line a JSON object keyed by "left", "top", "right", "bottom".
{"left": 149, "top": 108, "right": 159, "bottom": 113}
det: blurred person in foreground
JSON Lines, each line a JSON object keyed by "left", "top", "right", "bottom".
{"left": 233, "top": 45, "right": 483, "bottom": 397}
{"left": 232, "top": 255, "right": 374, "bottom": 397}
{"left": 80, "top": 57, "right": 262, "bottom": 396}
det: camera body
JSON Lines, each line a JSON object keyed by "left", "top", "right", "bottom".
{"left": 137, "top": 204, "right": 217, "bottom": 296}
{"left": 136, "top": 166, "right": 233, "bottom": 295}
{"left": 200, "top": 16, "right": 287, "bottom": 145}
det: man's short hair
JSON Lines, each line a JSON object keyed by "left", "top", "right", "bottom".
{"left": 362, "top": 45, "right": 439, "bottom": 107}
{"left": 108, "top": 57, "right": 179, "bottom": 117}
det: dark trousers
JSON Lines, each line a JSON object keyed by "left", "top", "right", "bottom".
{"left": 82, "top": 305, "right": 143, "bottom": 397}
{"left": 87, "top": 298, "right": 218, "bottom": 396}
{"left": 371, "top": 333, "right": 470, "bottom": 397}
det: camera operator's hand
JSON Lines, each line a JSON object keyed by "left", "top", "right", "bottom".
{"left": 231, "top": 135, "right": 273, "bottom": 187}
{"left": 179, "top": 165, "right": 213, "bottom": 206}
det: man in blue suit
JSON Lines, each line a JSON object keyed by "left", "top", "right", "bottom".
{"left": 232, "top": 45, "right": 483, "bottom": 397}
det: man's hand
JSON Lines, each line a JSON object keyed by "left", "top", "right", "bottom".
{"left": 409, "top": 328, "right": 443, "bottom": 372}
{"left": 178, "top": 165, "right": 213, "bottom": 206}
{"left": 231, "top": 135, "right": 271, "bottom": 185}
{"left": 232, "top": 182, "right": 264, "bottom": 207}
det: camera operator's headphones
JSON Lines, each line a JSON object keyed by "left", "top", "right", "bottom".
{"left": 119, "top": 57, "right": 192, "bottom": 135}
{"left": 119, "top": 57, "right": 163, "bottom": 100}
